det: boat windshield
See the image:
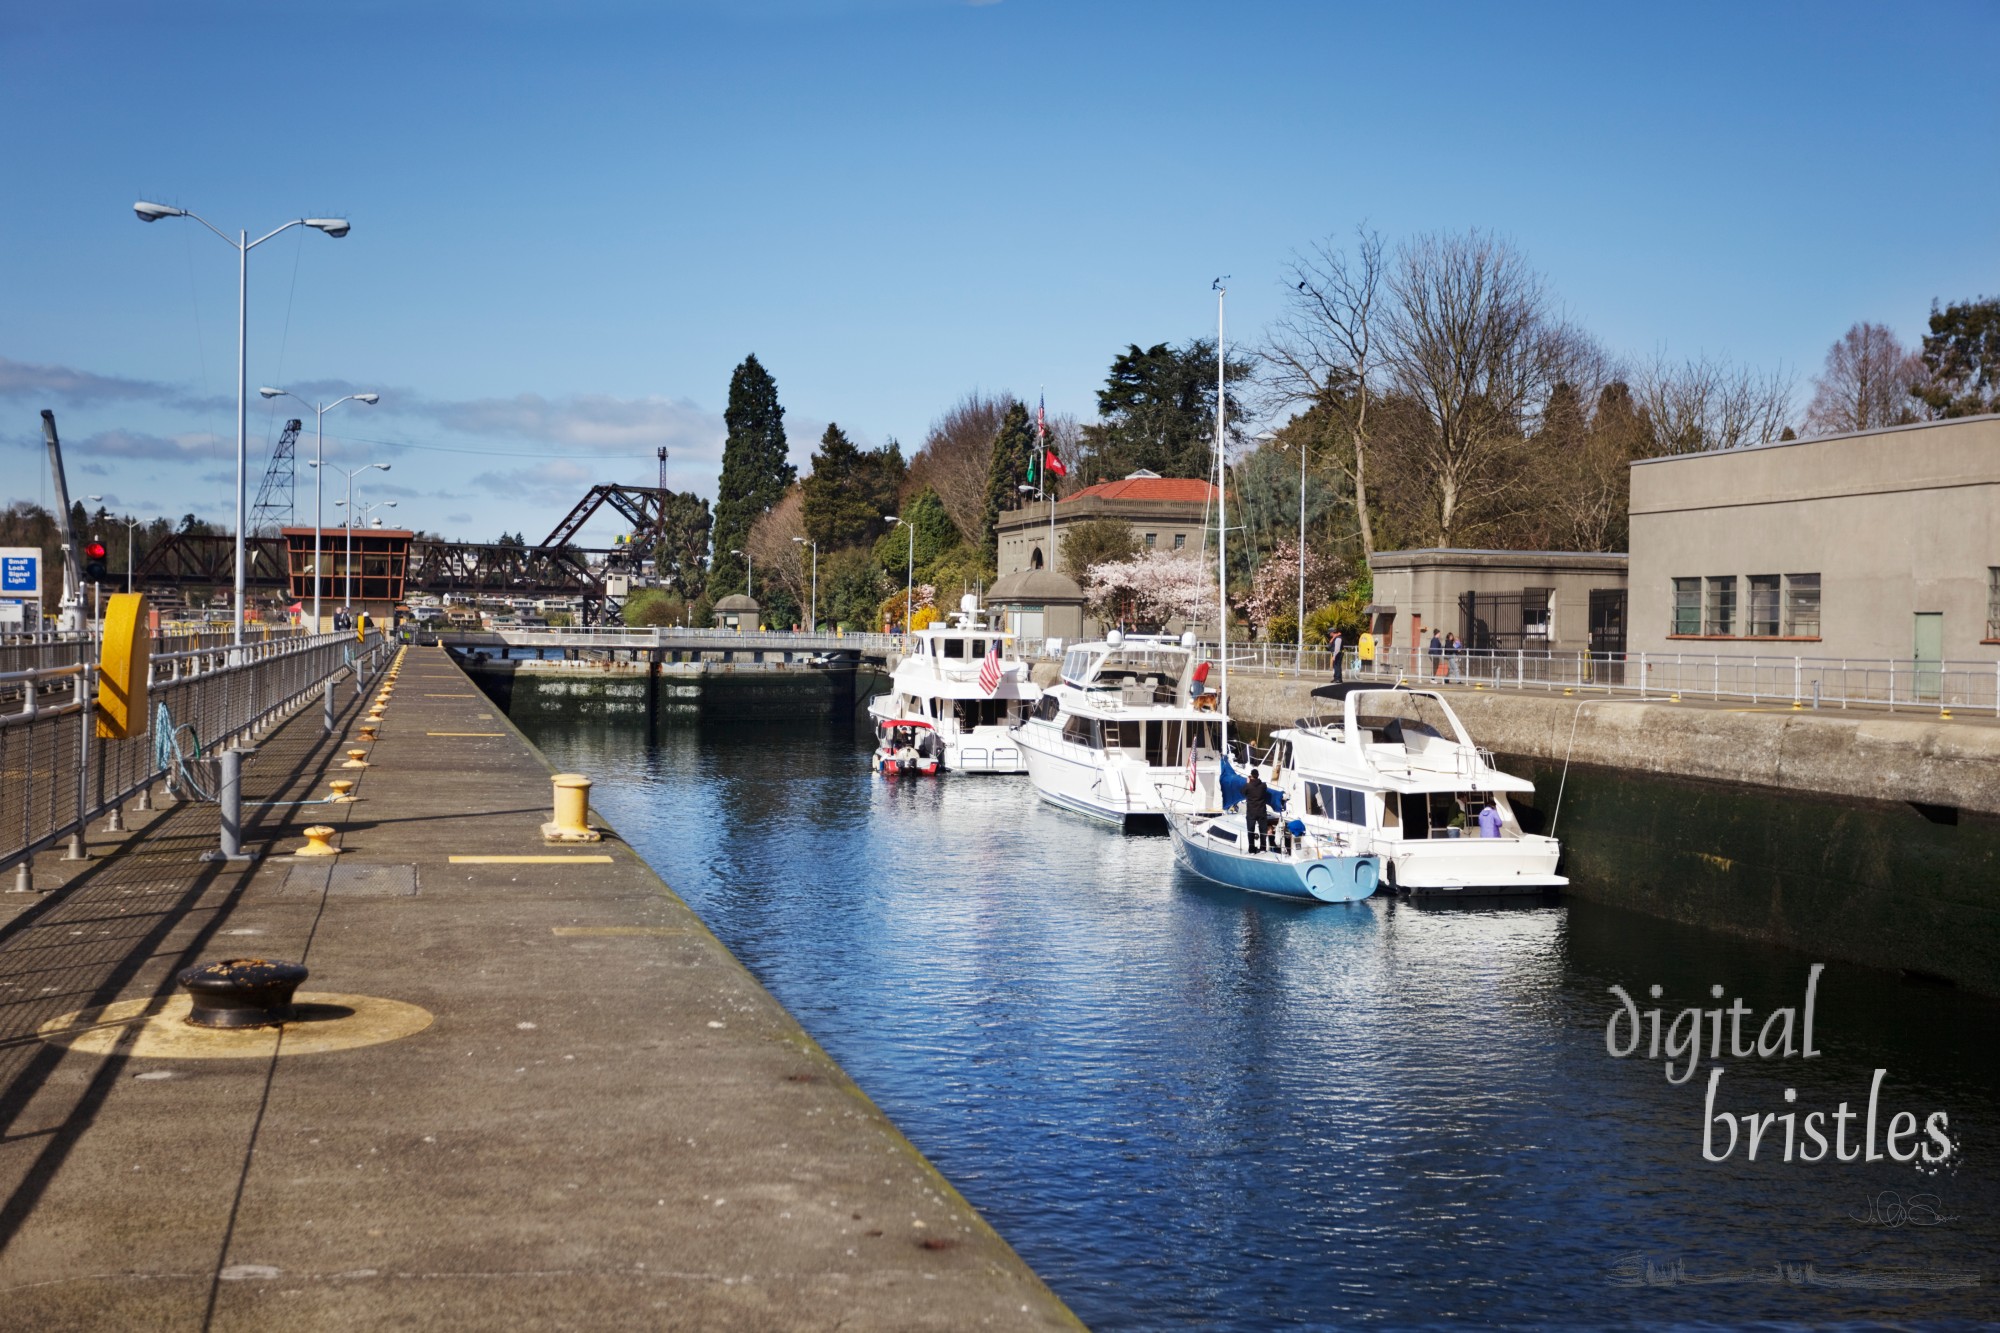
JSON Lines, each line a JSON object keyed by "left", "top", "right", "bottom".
{"left": 1350, "top": 692, "right": 1462, "bottom": 748}
{"left": 1069, "top": 645, "right": 1187, "bottom": 688}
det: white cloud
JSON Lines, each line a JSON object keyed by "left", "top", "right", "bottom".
{"left": 0, "top": 355, "right": 231, "bottom": 413}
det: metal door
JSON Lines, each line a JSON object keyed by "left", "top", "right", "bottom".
{"left": 1913, "top": 612, "right": 1943, "bottom": 701}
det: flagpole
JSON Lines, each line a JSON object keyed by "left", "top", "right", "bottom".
{"left": 1214, "top": 279, "right": 1229, "bottom": 752}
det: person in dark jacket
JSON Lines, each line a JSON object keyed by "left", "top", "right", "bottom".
{"left": 1244, "top": 770, "right": 1269, "bottom": 852}
{"left": 1428, "top": 631, "right": 1444, "bottom": 678}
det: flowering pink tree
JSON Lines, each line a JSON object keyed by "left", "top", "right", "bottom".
{"left": 1085, "top": 551, "right": 1217, "bottom": 628}
{"left": 1240, "top": 538, "right": 1345, "bottom": 636}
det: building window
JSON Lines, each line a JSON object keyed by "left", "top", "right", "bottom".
{"left": 1747, "top": 574, "right": 1780, "bottom": 636}
{"left": 1521, "top": 587, "right": 1551, "bottom": 640}
{"left": 1144, "top": 532, "right": 1157, "bottom": 548}
{"left": 1672, "top": 578, "right": 1702, "bottom": 635}
{"left": 1988, "top": 567, "right": 2000, "bottom": 640}
{"left": 1173, "top": 533, "right": 1186, "bottom": 550}
{"left": 1705, "top": 576, "right": 1736, "bottom": 636}
{"left": 1786, "top": 574, "right": 1821, "bottom": 638}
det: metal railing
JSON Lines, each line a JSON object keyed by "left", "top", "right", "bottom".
{"left": 0, "top": 630, "right": 389, "bottom": 888}
{"left": 1190, "top": 643, "right": 2000, "bottom": 715}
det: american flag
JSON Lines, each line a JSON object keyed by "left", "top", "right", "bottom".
{"left": 1037, "top": 392, "right": 1046, "bottom": 441}
{"left": 977, "top": 638, "right": 1003, "bottom": 696}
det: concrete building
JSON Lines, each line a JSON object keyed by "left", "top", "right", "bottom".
{"left": 1627, "top": 414, "right": 2000, "bottom": 664}
{"left": 1366, "top": 549, "right": 1629, "bottom": 662}
{"left": 994, "top": 472, "right": 1219, "bottom": 579}
{"left": 711, "top": 593, "right": 760, "bottom": 631}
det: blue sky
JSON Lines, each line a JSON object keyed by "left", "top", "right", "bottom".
{"left": 4, "top": 0, "right": 1994, "bottom": 547}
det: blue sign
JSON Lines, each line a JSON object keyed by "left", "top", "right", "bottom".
{"left": 1, "top": 548, "right": 42, "bottom": 597}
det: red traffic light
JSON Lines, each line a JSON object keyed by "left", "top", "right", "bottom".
{"left": 85, "top": 541, "right": 108, "bottom": 560}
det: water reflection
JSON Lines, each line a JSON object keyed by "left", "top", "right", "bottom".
{"left": 527, "top": 711, "right": 1999, "bottom": 1329}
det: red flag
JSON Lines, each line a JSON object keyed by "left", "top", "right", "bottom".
{"left": 978, "top": 638, "right": 1002, "bottom": 696}
{"left": 1044, "top": 449, "right": 1068, "bottom": 478}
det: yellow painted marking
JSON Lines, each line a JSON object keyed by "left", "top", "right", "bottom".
{"left": 40, "top": 992, "right": 433, "bottom": 1059}
{"left": 1697, "top": 852, "right": 1736, "bottom": 872}
{"left": 426, "top": 732, "right": 507, "bottom": 737}
{"left": 426, "top": 692, "right": 478, "bottom": 697}
{"left": 552, "top": 926, "right": 689, "bottom": 937}
{"left": 449, "top": 855, "right": 614, "bottom": 865}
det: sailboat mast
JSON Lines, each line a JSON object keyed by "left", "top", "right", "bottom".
{"left": 1214, "top": 280, "right": 1229, "bottom": 749}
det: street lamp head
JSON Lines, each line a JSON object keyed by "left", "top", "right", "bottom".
{"left": 259, "top": 386, "right": 285, "bottom": 399}
{"left": 304, "top": 218, "right": 351, "bottom": 238}
{"left": 371, "top": 462, "right": 391, "bottom": 472}
{"left": 382, "top": 501, "right": 398, "bottom": 508}
{"left": 355, "top": 393, "right": 379, "bottom": 405}
{"left": 133, "top": 201, "right": 184, "bottom": 222}
{"left": 884, "top": 515, "right": 901, "bottom": 524}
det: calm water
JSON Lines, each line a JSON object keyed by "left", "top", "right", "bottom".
{"left": 522, "top": 707, "right": 1999, "bottom": 1330}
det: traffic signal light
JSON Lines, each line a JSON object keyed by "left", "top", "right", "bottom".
{"left": 85, "top": 540, "right": 108, "bottom": 583}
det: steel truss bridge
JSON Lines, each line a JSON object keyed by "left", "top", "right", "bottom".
{"left": 132, "top": 482, "right": 694, "bottom": 625}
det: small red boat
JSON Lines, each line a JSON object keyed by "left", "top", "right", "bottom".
{"left": 875, "top": 719, "right": 942, "bottom": 777}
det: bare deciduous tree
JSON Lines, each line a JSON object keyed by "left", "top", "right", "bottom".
{"left": 1262, "top": 226, "right": 1386, "bottom": 558}
{"left": 1635, "top": 355, "right": 1794, "bottom": 454}
{"left": 1804, "top": 322, "right": 1922, "bottom": 435}
{"left": 745, "top": 484, "right": 806, "bottom": 605}
{"left": 905, "top": 391, "right": 1015, "bottom": 540}
{"left": 1380, "top": 231, "right": 1574, "bottom": 547}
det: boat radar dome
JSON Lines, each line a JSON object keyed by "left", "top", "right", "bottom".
{"left": 1106, "top": 628, "right": 1124, "bottom": 647}
{"left": 1180, "top": 630, "right": 1197, "bottom": 648}
{"left": 960, "top": 593, "right": 980, "bottom": 614}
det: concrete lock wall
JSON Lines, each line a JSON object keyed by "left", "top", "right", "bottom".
{"left": 1628, "top": 414, "right": 2000, "bottom": 662}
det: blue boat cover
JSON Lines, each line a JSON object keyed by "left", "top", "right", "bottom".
{"left": 1218, "top": 754, "right": 1284, "bottom": 813}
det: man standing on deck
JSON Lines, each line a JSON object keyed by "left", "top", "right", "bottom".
{"left": 1244, "top": 769, "right": 1270, "bottom": 852}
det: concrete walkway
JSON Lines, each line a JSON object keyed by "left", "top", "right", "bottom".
{"left": 0, "top": 646, "right": 1079, "bottom": 1331}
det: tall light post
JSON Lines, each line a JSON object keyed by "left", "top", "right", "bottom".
{"left": 729, "top": 548, "right": 752, "bottom": 598}
{"left": 791, "top": 537, "right": 817, "bottom": 632}
{"left": 315, "top": 462, "right": 390, "bottom": 612}
{"left": 134, "top": 201, "right": 351, "bottom": 648}
{"left": 261, "top": 386, "right": 378, "bottom": 629}
{"left": 885, "top": 515, "right": 913, "bottom": 631}
{"left": 1266, "top": 428, "right": 1309, "bottom": 669}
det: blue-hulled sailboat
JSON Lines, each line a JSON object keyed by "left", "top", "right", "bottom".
{"left": 1162, "top": 280, "right": 1381, "bottom": 904}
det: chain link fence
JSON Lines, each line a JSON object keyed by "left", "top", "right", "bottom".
{"left": 0, "top": 630, "right": 388, "bottom": 887}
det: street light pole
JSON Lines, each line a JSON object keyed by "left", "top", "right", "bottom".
{"left": 134, "top": 203, "right": 350, "bottom": 648}
{"left": 262, "top": 387, "right": 378, "bottom": 630}
{"left": 319, "top": 462, "right": 390, "bottom": 614}
{"left": 885, "top": 515, "right": 912, "bottom": 631}
{"left": 730, "top": 548, "right": 752, "bottom": 598}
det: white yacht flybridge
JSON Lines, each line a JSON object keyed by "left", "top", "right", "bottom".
{"left": 867, "top": 594, "right": 1040, "bottom": 773}
{"left": 1014, "top": 629, "right": 1224, "bottom": 825}
{"left": 1267, "top": 683, "right": 1567, "bottom": 896}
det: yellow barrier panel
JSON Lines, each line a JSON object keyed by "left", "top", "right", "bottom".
{"left": 96, "top": 592, "right": 151, "bottom": 740}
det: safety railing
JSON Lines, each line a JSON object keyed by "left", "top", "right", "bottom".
{"left": 0, "top": 630, "right": 389, "bottom": 889}
{"left": 1196, "top": 643, "right": 2000, "bottom": 715}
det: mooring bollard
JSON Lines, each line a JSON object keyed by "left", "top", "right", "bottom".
{"left": 543, "top": 773, "right": 601, "bottom": 843}
{"left": 178, "top": 958, "right": 308, "bottom": 1028}
{"left": 328, "top": 779, "right": 357, "bottom": 803}
{"left": 202, "top": 747, "right": 258, "bottom": 862}
{"left": 294, "top": 825, "right": 341, "bottom": 857}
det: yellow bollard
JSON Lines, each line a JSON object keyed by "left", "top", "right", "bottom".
{"left": 1941, "top": 706, "right": 1953, "bottom": 720}
{"left": 543, "top": 773, "right": 602, "bottom": 843}
{"left": 328, "top": 780, "right": 357, "bottom": 803}
{"left": 359, "top": 724, "right": 378, "bottom": 741}
{"left": 295, "top": 825, "right": 341, "bottom": 857}
{"left": 342, "top": 748, "right": 371, "bottom": 769}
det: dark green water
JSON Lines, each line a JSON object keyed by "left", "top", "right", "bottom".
{"left": 519, "top": 706, "right": 2000, "bottom": 1330}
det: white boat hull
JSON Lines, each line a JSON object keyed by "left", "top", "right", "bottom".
{"left": 1379, "top": 834, "right": 1566, "bottom": 893}
{"left": 1016, "top": 721, "right": 1210, "bottom": 825}
{"left": 866, "top": 696, "right": 1027, "bottom": 774}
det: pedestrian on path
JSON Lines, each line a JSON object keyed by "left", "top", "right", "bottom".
{"left": 1428, "top": 631, "right": 1445, "bottom": 679}
{"left": 1328, "top": 630, "right": 1344, "bottom": 683}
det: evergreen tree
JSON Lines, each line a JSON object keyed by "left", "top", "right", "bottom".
{"left": 711, "top": 354, "right": 794, "bottom": 591}
{"left": 980, "top": 401, "right": 1035, "bottom": 565}
{"left": 802, "top": 426, "right": 904, "bottom": 549}
{"left": 1077, "top": 339, "right": 1251, "bottom": 480}
{"left": 872, "top": 485, "right": 960, "bottom": 577}
{"left": 1915, "top": 296, "right": 2000, "bottom": 419}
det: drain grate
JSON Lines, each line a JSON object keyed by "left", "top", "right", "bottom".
{"left": 283, "top": 863, "right": 419, "bottom": 896}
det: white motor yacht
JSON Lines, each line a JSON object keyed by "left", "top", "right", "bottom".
{"left": 866, "top": 595, "right": 1040, "bottom": 773}
{"left": 1265, "top": 684, "right": 1567, "bottom": 896}
{"left": 1014, "top": 630, "right": 1224, "bottom": 826}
